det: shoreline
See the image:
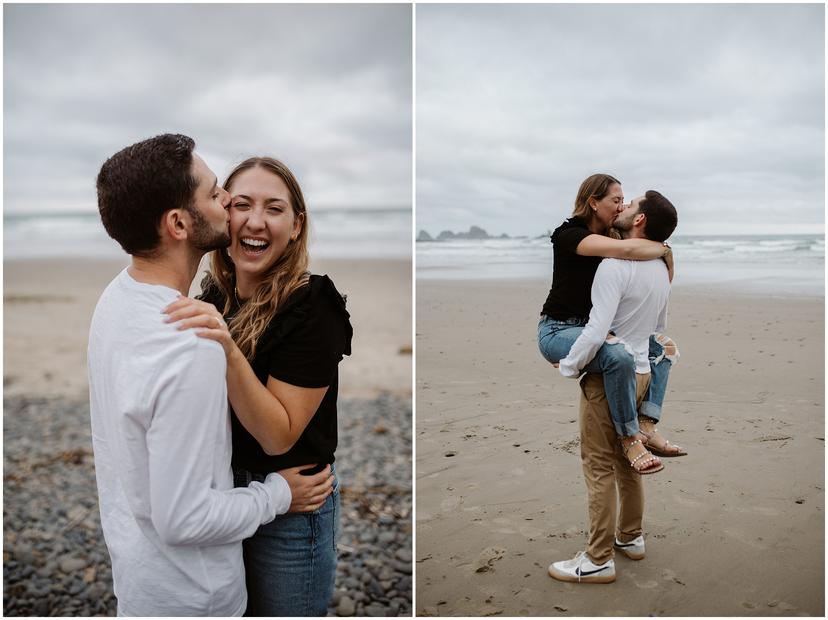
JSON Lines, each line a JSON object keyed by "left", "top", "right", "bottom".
{"left": 415, "top": 268, "right": 825, "bottom": 299}
{"left": 415, "top": 273, "right": 826, "bottom": 300}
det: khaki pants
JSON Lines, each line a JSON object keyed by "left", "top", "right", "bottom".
{"left": 579, "top": 372, "right": 651, "bottom": 564}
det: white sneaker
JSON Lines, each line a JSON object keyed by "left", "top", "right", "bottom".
{"left": 548, "top": 550, "right": 616, "bottom": 583}
{"left": 614, "top": 535, "right": 645, "bottom": 560}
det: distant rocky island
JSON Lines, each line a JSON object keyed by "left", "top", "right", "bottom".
{"left": 417, "top": 226, "right": 513, "bottom": 241}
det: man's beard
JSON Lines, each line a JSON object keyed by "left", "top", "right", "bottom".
{"left": 186, "top": 205, "right": 231, "bottom": 251}
{"left": 612, "top": 210, "right": 637, "bottom": 236}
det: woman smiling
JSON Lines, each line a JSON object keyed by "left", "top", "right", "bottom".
{"left": 165, "top": 156, "right": 353, "bottom": 615}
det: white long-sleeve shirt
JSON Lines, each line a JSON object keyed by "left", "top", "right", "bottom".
{"left": 559, "top": 258, "right": 670, "bottom": 378}
{"left": 88, "top": 268, "right": 291, "bottom": 616}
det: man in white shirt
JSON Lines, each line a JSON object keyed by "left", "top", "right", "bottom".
{"left": 548, "top": 190, "right": 678, "bottom": 584}
{"left": 89, "top": 134, "right": 333, "bottom": 615}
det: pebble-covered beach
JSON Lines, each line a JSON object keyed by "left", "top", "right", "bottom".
{"left": 3, "top": 392, "right": 412, "bottom": 617}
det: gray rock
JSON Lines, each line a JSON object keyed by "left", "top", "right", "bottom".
{"left": 364, "top": 602, "right": 387, "bottom": 617}
{"left": 368, "top": 579, "right": 385, "bottom": 599}
{"left": 394, "top": 548, "right": 412, "bottom": 563}
{"left": 85, "top": 582, "right": 107, "bottom": 601}
{"left": 343, "top": 577, "right": 360, "bottom": 590}
{"left": 33, "top": 599, "right": 50, "bottom": 617}
{"left": 395, "top": 575, "right": 412, "bottom": 593}
{"left": 359, "top": 531, "right": 377, "bottom": 543}
{"left": 59, "top": 557, "right": 86, "bottom": 573}
{"left": 337, "top": 596, "right": 356, "bottom": 616}
{"left": 68, "top": 580, "right": 86, "bottom": 596}
{"left": 392, "top": 560, "right": 412, "bottom": 575}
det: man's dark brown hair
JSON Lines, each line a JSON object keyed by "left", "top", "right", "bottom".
{"left": 638, "top": 190, "right": 677, "bottom": 242}
{"left": 96, "top": 133, "right": 198, "bottom": 257}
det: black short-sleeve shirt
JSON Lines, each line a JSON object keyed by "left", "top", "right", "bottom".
{"left": 540, "top": 217, "right": 603, "bottom": 320}
{"left": 200, "top": 274, "right": 353, "bottom": 475}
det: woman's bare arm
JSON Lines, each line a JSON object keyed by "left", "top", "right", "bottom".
{"left": 663, "top": 246, "right": 674, "bottom": 282}
{"left": 224, "top": 347, "right": 327, "bottom": 456}
{"left": 576, "top": 234, "right": 669, "bottom": 261}
{"left": 163, "top": 297, "right": 327, "bottom": 456}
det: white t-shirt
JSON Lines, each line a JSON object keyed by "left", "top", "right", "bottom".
{"left": 88, "top": 268, "right": 291, "bottom": 616}
{"left": 559, "top": 258, "right": 670, "bottom": 377}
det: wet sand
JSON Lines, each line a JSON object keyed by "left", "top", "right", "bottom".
{"left": 415, "top": 278, "right": 824, "bottom": 616}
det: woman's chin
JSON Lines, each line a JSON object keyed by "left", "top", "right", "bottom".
{"left": 231, "top": 255, "right": 270, "bottom": 282}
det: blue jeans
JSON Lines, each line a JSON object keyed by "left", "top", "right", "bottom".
{"left": 640, "top": 334, "right": 674, "bottom": 422}
{"left": 234, "top": 466, "right": 340, "bottom": 617}
{"left": 537, "top": 317, "right": 673, "bottom": 436}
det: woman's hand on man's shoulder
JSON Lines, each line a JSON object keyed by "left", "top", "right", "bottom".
{"left": 163, "top": 296, "right": 237, "bottom": 357}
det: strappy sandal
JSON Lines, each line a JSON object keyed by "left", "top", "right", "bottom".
{"left": 621, "top": 439, "right": 664, "bottom": 475}
{"left": 638, "top": 420, "right": 687, "bottom": 457}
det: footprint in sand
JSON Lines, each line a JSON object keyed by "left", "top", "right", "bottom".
{"left": 416, "top": 510, "right": 433, "bottom": 522}
{"left": 441, "top": 496, "right": 462, "bottom": 512}
{"left": 661, "top": 568, "right": 685, "bottom": 585}
{"left": 493, "top": 527, "right": 517, "bottom": 534}
{"left": 473, "top": 547, "right": 506, "bottom": 573}
{"left": 491, "top": 517, "right": 517, "bottom": 535}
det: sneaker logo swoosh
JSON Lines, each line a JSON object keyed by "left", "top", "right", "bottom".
{"left": 575, "top": 566, "right": 610, "bottom": 576}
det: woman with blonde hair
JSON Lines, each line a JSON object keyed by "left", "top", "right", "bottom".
{"left": 165, "top": 156, "right": 352, "bottom": 615}
{"left": 537, "top": 173, "right": 683, "bottom": 475}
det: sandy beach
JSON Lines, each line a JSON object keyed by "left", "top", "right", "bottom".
{"left": 4, "top": 256, "right": 411, "bottom": 400}
{"left": 4, "top": 255, "right": 412, "bottom": 616}
{"left": 415, "top": 278, "right": 824, "bottom": 616}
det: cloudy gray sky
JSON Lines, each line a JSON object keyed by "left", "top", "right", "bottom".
{"left": 417, "top": 4, "right": 824, "bottom": 236}
{"left": 4, "top": 4, "right": 411, "bottom": 214}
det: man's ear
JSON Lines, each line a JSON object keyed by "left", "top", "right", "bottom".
{"left": 634, "top": 213, "right": 646, "bottom": 229}
{"left": 160, "top": 209, "right": 189, "bottom": 242}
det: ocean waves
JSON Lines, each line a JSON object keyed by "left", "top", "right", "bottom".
{"left": 416, "top": 234, "right": 825, "bottom": 296}
{"left": 4, "top": 208, "right": 412, "bottom": 260}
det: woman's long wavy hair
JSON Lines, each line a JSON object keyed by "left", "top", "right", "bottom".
{"left": 571, "top": 173, "right": 621, "bottom": 226}
{"left": 207, "top": 157, "right": 310, "bottom": 360}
